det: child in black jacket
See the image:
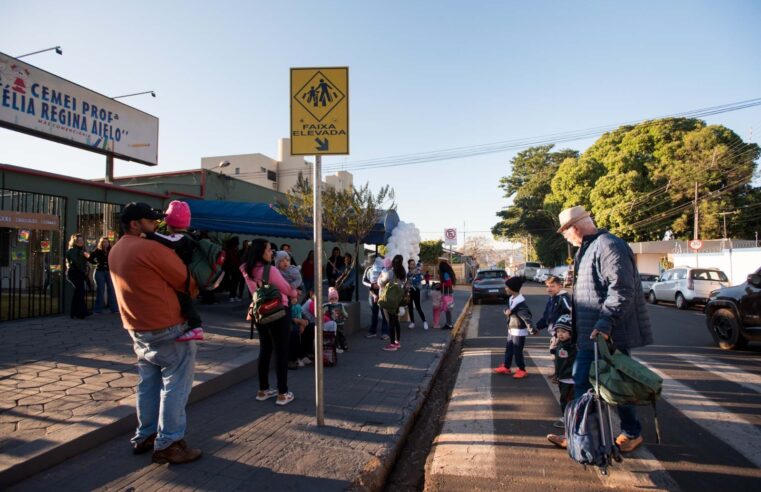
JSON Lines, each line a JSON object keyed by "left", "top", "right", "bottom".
{"left": 551, "top": 314, "right": 576, "bottom": 425}
{"left": 493, "top": 276, "right": 534, "bottom": 379}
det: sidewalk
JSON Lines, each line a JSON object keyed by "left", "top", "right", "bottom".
{"left": 2, "top": 287, "right": 470, "bottom": 490}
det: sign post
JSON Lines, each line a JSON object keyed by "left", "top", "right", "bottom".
{"left": 291, "top": 67, "right": 349, "bottom": 426}
{"left": 444, "top": 228, "right": 457, "bottom": 263}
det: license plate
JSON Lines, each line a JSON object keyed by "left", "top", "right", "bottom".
{"left": 489, "top": 289, "right": 499, "bottom": 293}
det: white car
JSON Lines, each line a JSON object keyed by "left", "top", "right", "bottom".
{"left": 640, "top": 273, "right": 660, "bottom": 296}
{"left": 648, "top": 267, "right": 730, "bottom": 309}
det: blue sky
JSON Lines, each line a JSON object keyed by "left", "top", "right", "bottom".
{"left": 2, "top": 0, "right": 760, "bottom": 245}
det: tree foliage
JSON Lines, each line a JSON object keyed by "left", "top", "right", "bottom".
{"left": 419, "top": 240, "right": 443, "bottom": 265}
{"left": 547, "top": 118, "right": 760, "bottom": 241}
{"left": 276, "top": 174, "right": 395, "bottom": 300}
{"left": 493, "top": 118, "right": 760, "bottom": 266}
{"left": 492, "top": 145, "right": 579, "bottom": 266}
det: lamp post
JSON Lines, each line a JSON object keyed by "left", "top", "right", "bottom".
{"left": 112, "top": 91, "right": 156, "bottom": 99}
{"left": 16, "top": 46, "right": 62, "bottom": 58}
{"left": 104, "top": 91, "right": 157, "bottom": 183}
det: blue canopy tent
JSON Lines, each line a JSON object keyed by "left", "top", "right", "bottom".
{"left": 186, "top": 200, "right": 398, "bottom": 245}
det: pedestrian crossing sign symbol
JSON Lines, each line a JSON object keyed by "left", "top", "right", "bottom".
{"left": 291, "top": 67, "right": 349, "bottom": 155}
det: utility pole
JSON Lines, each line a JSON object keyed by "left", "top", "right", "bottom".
{"left": 693, "top": 182, "right": 699, "bottom": 241}
{"left": 719, "top": 211, "right": 736, "bottom": 239}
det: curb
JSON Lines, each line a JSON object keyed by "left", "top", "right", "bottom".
{"left": 0, "top": 352, "right": 258, "bottom": 488}
{"left": 352, "top": 295, "right": 472, "bottom": 491}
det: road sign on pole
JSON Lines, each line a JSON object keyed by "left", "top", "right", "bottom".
{"left": 290, "top": 67, "right": 349, "bottom": 156}
{"left": 689, "top": 239, "right": 704, "bottom": 251}
{"left": 444, "top": 228, "right": 457, "bottom": 246}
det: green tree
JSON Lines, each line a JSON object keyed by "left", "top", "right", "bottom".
{"left": 548, "top": 118, "right": 760, "bottom": 241}
{"left": 492, "top": 145, "right": 578, "bottom": 265}
{"left": 276, "top": 174, "right": 395, "bottom": 300}
{"left": 419, "top": 240, "right": 443, "bottom": 265}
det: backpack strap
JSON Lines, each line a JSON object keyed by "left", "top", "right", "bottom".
{"left": 263, "top": 264, "right": 271, "bottom": 284}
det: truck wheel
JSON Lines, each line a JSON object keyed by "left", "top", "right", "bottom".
{"left": 648, "top": 291, "right": 658, "bottom": 305}
{"left": 709, "top": 308, "right": 748, "bottom": 350}
{"left": 675, "top": 292, "right": 689, "bottom": 310}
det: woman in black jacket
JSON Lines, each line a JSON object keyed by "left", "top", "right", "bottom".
{"left": 88, "top": 236, "right": 119, "bottom": 314}
{"left": 65, "top": 233, "right": 90, "bottom": 319}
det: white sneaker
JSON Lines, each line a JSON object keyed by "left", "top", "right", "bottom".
{"left": 408, "top": 322, "right": 415, "bottom": 329}
{"left": 300, "top": 357, "right": 313, "bottom": 366}
{"left": 423, "top": 322, "right": 429, "bottom": 330}
{"left": 276, "top": 392, "right": 295, "bottom": 406}
{"left": 336, "top": 348, "right": 344, "bottom": 354}
{"left": 296, "top": 359, "right": 305, "bottom": 367}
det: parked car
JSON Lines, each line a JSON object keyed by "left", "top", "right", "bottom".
{"left": 472, "top": 269, "right": 509, "bottom": 305}
{"left": 648, "top": 267, "right": 730, "bottom": 309}
{"left": 640, "top": 273, "right": 660, "bottom": 296}
{"left": 704, "top": 267, "right": 761, "bottom": 350}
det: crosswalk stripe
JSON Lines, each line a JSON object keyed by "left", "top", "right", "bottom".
{"left": 635, "top": 358, "right": 761, "bottom": 470}
{"left": 429, "top": 307, "right": 498, "bottom": 479}
{"left": 668, "top": 352, "right": 761, "bottom": 395}
{"left": 526, "top": 347, "right": 682, "bottom": 491}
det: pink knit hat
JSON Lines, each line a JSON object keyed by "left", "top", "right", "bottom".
{"left": 165, "top": 200, "right": 191, "bottom": 229}
{"left": 328, "top": 287, "right": 339, "bottom": 302}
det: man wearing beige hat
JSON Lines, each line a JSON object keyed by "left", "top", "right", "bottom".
{"left": 547, "top": 206, "right": 652, "bottom": 453}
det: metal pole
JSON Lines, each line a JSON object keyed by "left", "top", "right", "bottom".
{"left": 313, "top": 155, "right": 324, "bottom": 426}
{"left": 105, "top": 154, "right": 114, "bottom": 184}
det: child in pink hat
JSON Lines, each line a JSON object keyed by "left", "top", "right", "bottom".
{"left": 144, "top": 200, "right": 204, "bottom": 342}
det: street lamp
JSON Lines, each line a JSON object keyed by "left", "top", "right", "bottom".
{"left": 16, "top": 46, "right": 63, "bottom": 58}
{"left": 112, "top": 91, "right": 156, "bottom": 99}
{"left": 217, "top": 160, "right": 231, "bottom": 173}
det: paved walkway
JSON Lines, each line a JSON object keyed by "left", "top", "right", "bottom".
{"left": 2, "top": 287, "right": 470, "bottom": 490}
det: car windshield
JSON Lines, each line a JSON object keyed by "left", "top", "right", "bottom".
{"left": 477, "top": 271, "right": 507, "bottom": 280}
{"left": 691, "top": 269, "right": 729, "bottom": 281}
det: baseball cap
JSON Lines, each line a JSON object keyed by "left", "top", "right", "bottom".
{"left": 120, "top": 202, "right": 164, "bottom": 224}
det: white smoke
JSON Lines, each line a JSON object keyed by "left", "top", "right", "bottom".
{"left": 385, "top": 221, "right": 421, "bottom": 264}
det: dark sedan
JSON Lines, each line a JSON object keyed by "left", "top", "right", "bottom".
{"left": 472, "top": 269, "right": 509, "bottom": 304}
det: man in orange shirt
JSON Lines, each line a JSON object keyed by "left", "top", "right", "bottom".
{"left": 110, "top": 202, "right": 202, "bottom": 465}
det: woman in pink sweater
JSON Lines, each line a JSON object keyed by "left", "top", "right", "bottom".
{"left": 241, "top": 239, "right": 299, "bottom": 406}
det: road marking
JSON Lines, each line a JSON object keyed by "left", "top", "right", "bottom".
{"left": 638, "top": 357, "right": 761, "bottom": 470}
{"left": 429, "top": 307, "right": 498, "bottom": 479}
{"left": 526, "top": 347, "right": 681, "bottom": 491}
{"left": 668, "top": 353, "right": 761, "bottom": 395}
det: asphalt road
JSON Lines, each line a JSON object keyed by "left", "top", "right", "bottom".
{"left": 424, "top": 283, "right": 761, "bottom": 491}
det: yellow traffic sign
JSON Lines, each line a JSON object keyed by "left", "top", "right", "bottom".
{"left": 290, "top": 67, "right": 349, "bottom": 155}
{"left": 566, "top": 257, "right": 573, "bottom": 265}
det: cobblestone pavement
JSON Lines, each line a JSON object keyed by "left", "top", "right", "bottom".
{"left": 0, "top": 301, "right": 258, "bottom": 485}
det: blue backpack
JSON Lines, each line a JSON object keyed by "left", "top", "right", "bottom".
{"left": 564, "top": 390, "right": 622, "bottom": 473}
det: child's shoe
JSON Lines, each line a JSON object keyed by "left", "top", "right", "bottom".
{"left": 408, "top": 322, "right": 415, "bottom": 329}
{"left": 423, "top": 322, "right": 429, "bottom": 330}
{"left": 513, "top": 369, "right": 528, "bottom": 379}
{"left": 382, "top": 343, "right": 398, "bottom": 351}
{"left": 336, "top": 347, "right": 344, "bottom": 354}
{"left": 177, "top": 327, "right": 204, "bottom": 342}
{"left": 493, "top": 363, "right": 511, "bottom": 375}
{"left": 256, "top": 388, "right": 278, "bottom": 401}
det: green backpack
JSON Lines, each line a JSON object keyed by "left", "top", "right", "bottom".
{"left": 378, "top": 280, "right": 404, "bottom": 313}
{"left": 589, "top": 336, "right": 663, "bottom": 441}
{"left": 247, "top": 264, "right": 287, "bottom": 338}
{"left": 183, "top": 233, "right": 226, "bottom": 291}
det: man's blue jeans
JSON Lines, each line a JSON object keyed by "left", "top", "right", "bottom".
{"left": 369, "top": 299, "right": 389, "bottom": 335}
{"left": 129, "top": 323, "right": 197, "bottom": 451}
{"left": 573, "top": 346, "right": 642, "bottom": 439}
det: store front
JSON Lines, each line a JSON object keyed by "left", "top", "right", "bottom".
{"left": 0, "top": 189, "right": 66, "bottom": 321}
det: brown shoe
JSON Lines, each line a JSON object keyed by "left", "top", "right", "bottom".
{"left": 132, "top": 433, "right": 156, "bottom": 455}
{"left": 615, "top": 434, "right": 643, "bottom": 453}
{"left": 152, "top": 439, "right": 202, "bottom": 464}
{"left": 547, "top": 434, "right": 567, "bottom": 449}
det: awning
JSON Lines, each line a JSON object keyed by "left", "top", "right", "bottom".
{"left": 186, "top": 200, "right": 398, "bottom": 245}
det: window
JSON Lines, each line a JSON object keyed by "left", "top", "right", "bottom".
{"left": 267, "top": 170, "right": 277, "bottom": 182}
{"left": 675, "top": 269, "right": 687, "bottom": 280}
{"left": 235, "top": 167, "right": 240, "bottom": 175}
{"left": 260, "top": 166, "right": 267, "bottom": 173}
{"left": 691, "top": 269, "right": 728, "bottom": 281}
{"left": 477, "top": 270, "right": 507, "bottom": 280}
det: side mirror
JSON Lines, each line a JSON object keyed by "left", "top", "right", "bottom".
{"left": 748, "top": 273, "right": 761, "bottom": 288}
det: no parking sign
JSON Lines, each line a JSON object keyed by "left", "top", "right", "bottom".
{"left": 444, "top": 228, "right": 457, "bottom": 245}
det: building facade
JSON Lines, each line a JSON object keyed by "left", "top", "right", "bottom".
{"left": 200, "top": 138, "right": 353, "bottom": 193}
